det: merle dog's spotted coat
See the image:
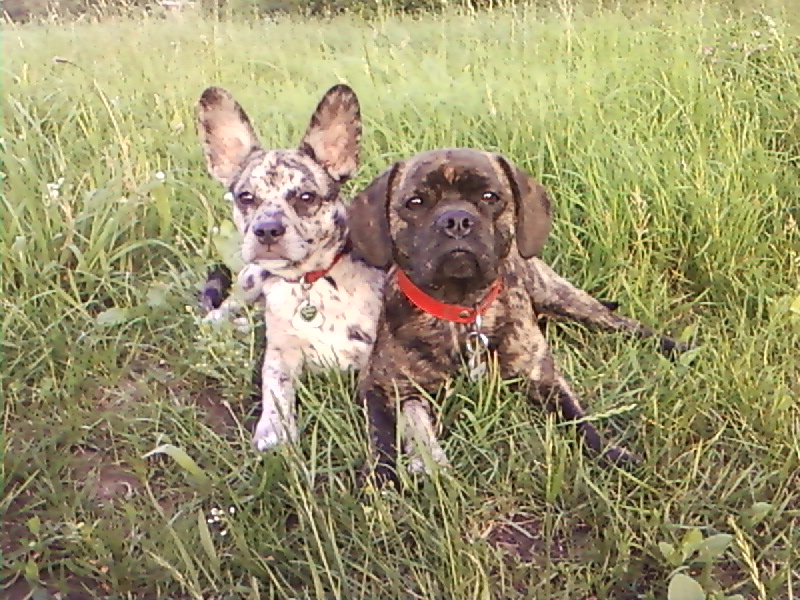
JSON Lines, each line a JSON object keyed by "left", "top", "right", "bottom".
{"left": 197, "top": 85, "right": 385, "bottom": 451}
{"left": 348, "top": 148, "right": 689, "bottom": 481}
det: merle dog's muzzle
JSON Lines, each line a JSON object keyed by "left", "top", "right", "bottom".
{"left": 252, "top": 218, "right": 287, "bottom": 245}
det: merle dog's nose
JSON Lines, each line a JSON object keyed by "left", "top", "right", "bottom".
{"left": 252, "top": 220, "right": 286, "bottom": 244}
{"left": 436, "top": 209, "right": 474, "bottom": 239}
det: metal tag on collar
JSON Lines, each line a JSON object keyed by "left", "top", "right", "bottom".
{"left": 292, "top": 298, "right": 324, "bottom": 328}
{"left": 465, "top": 315, "right": 490, "bottom": 380}
{"left": 291, "top": 281, "right": 323, "bottom": 328}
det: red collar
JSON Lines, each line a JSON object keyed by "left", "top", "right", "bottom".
{"left": 286, "top": 248, "right": 346, "bottom": 285}
{"left": 395, "top": 269, "right": 503, "bottom": 324}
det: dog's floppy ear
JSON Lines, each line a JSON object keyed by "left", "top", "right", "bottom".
{"left": 347, "top": 164, "right": 397, "bottom": 269}
{"left": 300, "top": 84, "right": 361, "bottom": 183}
{"left": 493, "top": 154, "right": 552, "bottom": 258}
{"left": 196, "top": 87, "right": 261, "bottom": 186}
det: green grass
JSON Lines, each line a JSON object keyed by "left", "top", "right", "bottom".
{"left": 2, "top": 1, "right": 799, "bottom": 598}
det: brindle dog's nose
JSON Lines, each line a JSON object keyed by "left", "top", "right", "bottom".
{"left": 252, "top": 220, "right": 286, "bottom": 244}
{"left": 436, "top": 209, "right": 474, "bottom": 239}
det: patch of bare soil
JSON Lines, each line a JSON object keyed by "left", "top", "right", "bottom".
{"left": 484, "top": 511, "right": 592, "bottom": 563}
{"left": 3, "top": 576, "right": 100, "bottom": 600}
{"left": 69, "top": 446, "right": 142, "bottom": 506}
{"left": 481, "top": 511, "right": 668, "bottom": 599}
{"left": 193, "top": 385, "right": 244, "bottom": 435}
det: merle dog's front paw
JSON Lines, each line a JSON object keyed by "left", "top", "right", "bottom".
{"left": 237, "top": 264, "right": 272, "bottom": 304}
{"left": 200, "top": 264, "right": 233, "bottom": 312}
{"left": 252, "top": 415, "right": 297, "bottom": 452}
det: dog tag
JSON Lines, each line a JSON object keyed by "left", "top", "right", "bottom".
{"left": 465, "top": 327, "right": 489, "bottom": 380}
{"left": 299, "top": 302, "right": 318, "bottom": 321}
{"left": 292, "top": 300, "right": 324, "bottom": 328}
{"left": 467, "top": 360, "right": 487, "bottom": 381}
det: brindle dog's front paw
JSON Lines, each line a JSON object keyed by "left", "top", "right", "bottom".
{"left": 600, "top": 444, "right": 641, "bottom": 468}
{"left": 252, "top": 416, "right": 297, "bottom": 452}
{"left": 658, "top": 336, "right": 695, "bottom": 359}
{"left": 357, "top": 462, "right": 400, "bottom": 491}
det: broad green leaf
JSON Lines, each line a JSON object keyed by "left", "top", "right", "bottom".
{"left": 150, "top": 185, "right": 172, "bottom": 237}
{"left": 789, "top": 294, "right": 800, "bottom": 316}
{"left": 143, "top": 444, "right": 211, "bottom": 488}
{"left": 659, "top": 541, "right": 682, "bottom": 566}
{"left": 695, "top": 533, "right": 733, "bottom": 563}
{"left": 743, "top": 502, "right": 773, "bottom": 527}
{"left": 680, "top": 528, "right": 704, "bottom": 561}
{"left": 27, "top": 515, "right": 41, "bottom": 536}
{"left": 24, "top": 558, "right": 40, "bottom": 582}
{"left": 678, "top": 347, "right": 703, "bottom": 367}
{"left": 196, "top": 509, "right": 221, "bottom": 576}
{"left": 678, "top": 323, "right": 697, "bottom": 343}
{"left": 668, "top": 573, "right": 706, "bottom": 600}
{"left": 95, "top": 307, "right": 129, "bottom": 326}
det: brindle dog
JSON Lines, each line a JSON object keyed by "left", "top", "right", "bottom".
{"left": 348, "top": 148, "right": 688, "bottom": 481}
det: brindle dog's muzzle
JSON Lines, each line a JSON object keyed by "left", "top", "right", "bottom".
{"left": 430, "top": 206, "right": 493, "bottom": 280}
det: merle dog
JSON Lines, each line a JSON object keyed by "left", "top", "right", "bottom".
{"left": 196, "top": 84, "right": 385, "bottom": 451}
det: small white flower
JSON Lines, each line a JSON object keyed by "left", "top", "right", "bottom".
{"left": 46, "top": 178, "right": 64, "bottom": 200}
{"left": 223, "top": 192, "right": 234, "bottom": 202}
{"left": 219, "top": 529, "right": 228, "bottom": 537}
{"left": 228, "top": 506, "right": 236, "bottom": 515}
{"left": 155, "top": 171, "right": 166, "bottom": 181}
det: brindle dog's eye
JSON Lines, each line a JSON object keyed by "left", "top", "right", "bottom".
{"left": 481, "top": 191, "right": 500, "bottom": 202}
{"left": 405, "top": 196, "right": 424, "bottom": 209}
{"left": 299, "top": 192, "right": 317, "bottom": 203}
{"left": 238, "top": 191, "right": 255, "bottom": 205}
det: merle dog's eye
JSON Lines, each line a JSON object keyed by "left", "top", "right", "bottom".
{"left": 405, "top": 196, "right": 424, "bottom": 209}
{"left": 299, "top": 192, "right": 317, "bottom": 203}
{"left": 481, "top": 191, "right": 500, "bottom": 202}
{"left": 238, "top": 191, "right": 255, "bottom": 205}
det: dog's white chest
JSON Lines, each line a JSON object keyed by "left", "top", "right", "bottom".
{"left": 262, "top": 259, "right": 383, "bottom": 371}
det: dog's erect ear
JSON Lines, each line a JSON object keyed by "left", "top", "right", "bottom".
{"left": 196, "top": 87, "right": 261, "bottom": 186}
{"left": 494, "top": 154, "right": 552, "bottom": 259}
{"left": 300, "top": 84, "right": 361, "bottom": 182}
{"left": 347, "top": 164, "right": 397, "bottom": 269}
